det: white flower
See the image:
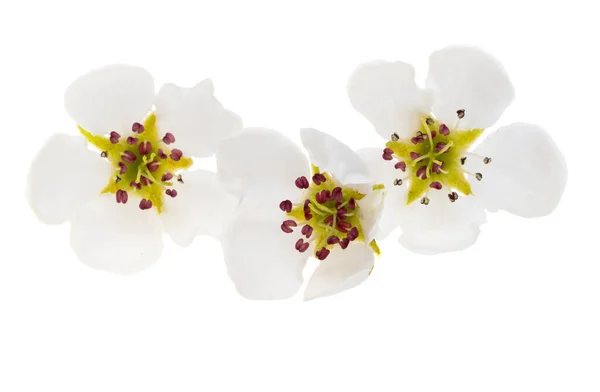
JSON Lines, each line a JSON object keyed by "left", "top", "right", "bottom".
{"left": 27, "top": 65, "right": 241, "bottom": 274}
{"left": 216, "top": 127, "right": 385, "bottom": 300}
{"left": 347, "top": 46, "right": 567, "bottom": 254}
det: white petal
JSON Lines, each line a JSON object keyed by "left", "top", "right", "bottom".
{"left": 397, "top": 191, "right": 487, "bottom": 255}
{"left": 69, "top": 195, "right": 164, "bottom": 275}
{"left": 64, "top": 65, "right": 155, "bottom": 134}
{"left": 161, "top": 169, "right": 238, "bottom": 246}
{"left": 469, "top": 123, "right": 567, "bottom": 217}
{"left": 304, "top": 242, "right": 374, "bottom": 301}
{"left": 155, "top": 79, "right": 242, "bottom": 158}
{"left": 426, "top": 46, "right": 515, "bottom": 129}
{"left": 356, "top": 147, "right": 407, "bottom": 240}
{"left": 300, "top": 128, "right": 372, "bottom": 184}
{"left": 347, "top": 60, "right": 432, "bottom": 139}
{"left": 221, "top": 205, "right": 308, "bottom": 300}
{"left": 27, "top": 134, "right": 112, "bottom": 225}
{"left": 216, "top": 128, "right": 309, "bottom": 207}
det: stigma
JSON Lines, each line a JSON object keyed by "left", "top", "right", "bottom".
{"left": 382, "top": 110, "right": 491, "bottom": 206}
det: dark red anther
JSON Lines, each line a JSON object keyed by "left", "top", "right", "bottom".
{"left": 324, "top": 215, "right": 334, "bottom": 226}
{"left": 432, "top": 161, "right": 445, "bottom": 174}
{"left": 337, "top": 207, "right": 347, "bottom": 219}
{"left": 301, "top": 225, "right": 313, "bottom": 238}
{"left": 139, "top": 199, "right": 152, "bottom": 210}
{"left": 337, "top": 221, "right": 352, "bottom": 233}
{"left": 279, "top": 200, "right": 293, "bottom": 212}
{"left": 139, "top": 141, "right": 152, "bottom": 155}
{"left": 165, "top": 189, "right": 178, "bottom": 198}
{"left": 439, "top": 124, "right": 450, "bottom": 136}
{"left": 416, "top": 165, "right": 428, "bottom": 179}
{"left": 130, "top": 181, "right": 141, "bottom": 190}
{"left": 132, "top": 122, "right": 144, "bottom": 133}
{"left": 295, "top": 176, "right": 309, "bottom": 189}
{"left": 280, "top": 220, "right": 297, "bottom": 233}
{"left": 109, "top": 131, "right": 120, "bottom": 144}
{"left": 170, "top": 149, "right": 183, "bottom": 161}
{"left": 298, "top": 241, "right": 310, "bottom": 253}
{"left": 430, "top": 181, "right": 443, "bottom": 190}
{"left": 140, "top": 176, "right": 153, "bottom": 186}
{"left": 161, "top": 173, "right": 173, "bottom": 182}
{"left": 303, "top": 199, "right": 312, "bottom": 220}
{"left": 429, "top": 131, "right": 437, "bottom": 139}
{"left": 312, "top": 173, "right": 326, "bottom": 185}
{"left": 339, "top": 238, "right": 350, "bottom": 250}
{"left": 295, "top": 238, "right": 304, "bottom": 251}
{"left": 435, "top": 142, "right": 448, "bottom": 153}
{"left": 118, "top": 162, "right": 127, "bottom": 175}
{"left": 316, "top": 247, "right": 330, "bottom": 260}
{"left": 347, "top": 227, "right": 359, "bottom": 241}
{"left": 162, "top": 132, "right": 176, "bottom": 144}
{"left": 121, "top": 151, "right": 136, "bottom": 163}
{"left": 327, "top": 236, "right": 340, "bottom": 245}
{"left": 332, "top": 187, "right": 343, "bottom": 202}
{"left": 348, "top": 198, "right": 356, "bottom": 210}
{"left": 115, "top": 190, "right": 128, "bottom": 204}
{"left": 147, "top": 160, "right": 160, "bottom": 172}
{"left": 382, "top": 147, "right": 394, "bottom": 161}
{"left": 395, "top": 161, "right": 406, "bottom": 171}
{"left": 158, "top": 149, "right": 168, "bottom": 159}
{"left": 126, "top": 136, "right": 139, "bottom": 145}
{"left": 410, "top": 152, "right": 421, "bottom": 161}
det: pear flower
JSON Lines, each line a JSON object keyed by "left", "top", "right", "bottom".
{"left": 347, "top": 46, "right": 567, "bottom": 254}
{"left": 216, "top": 128, "right": 385, "bottom": 300}
{"left": 27, "top": 65, "right": 241, "bottom": 273}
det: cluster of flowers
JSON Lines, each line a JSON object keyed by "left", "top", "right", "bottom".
{"left": 27, "top": 47, "right": 567, "bottom": 300}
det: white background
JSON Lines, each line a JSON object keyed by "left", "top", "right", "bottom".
{"left": 1, "top": 0, "right": 598, "bottom": 391}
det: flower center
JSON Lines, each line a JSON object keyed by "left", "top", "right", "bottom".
{"left": 79, "top": 113, "right": 193, "bottom": 213}
{"left": 278, "top": 168, "right": 375, "bottom": 260}
{"left": 382, "top": 110, "right": 491, "bottom": 205}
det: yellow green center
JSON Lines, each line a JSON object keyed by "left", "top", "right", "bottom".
{"left": 79, "top": 112, "right": 193, "bottom": 213}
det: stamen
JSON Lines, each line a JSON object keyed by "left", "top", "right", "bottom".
{"left": 483, "top": 157, "right": 492, "bottom": 164}
{"left": 411, "top": 136, "right": 424, "bottom": 144}
{"left": 391, "top": 133, "right": 400, "bottom": 142}
{"left": 315, "top": 189, "right": 330, "bottom": 204}
{"left": 177, "top": 175, "right": 184, "bottom": 183}
{"left": 304, "top": 200, "right": 312, "bottom": 220}
{"left": 132, "top": 122, "right": 145, "bottom": 133}
{"left": 130, "top": 181, "right": 141, "bottom": 190}
{"left": 337, "top": 221, "right": 352, "bottom": 233}
{"left": 337, "top": 207, "right": 347, "bottom": 219}
{"left": 421, "top": 197, "right": 430, "bottom": 205}
{"left": 316, "top": 247, "right": 330, "bottom": 260}
{"left": 416, "top": 165, "right": 427, "bottom": 179}
{"left": 139, "top": 141, "right": 152, "bottom": 155}
{"left": 165, "top": 189, "right": 178, "bottom": 198}
{"left": 382, "top": 147, "right": 394, "bottom": 160}
{"left": 162, "top": 132, "right": 176, "bottom": 144}
{"left": 100, "top": 151, "right": 108, "bottom": 158}
{"left": 460, "top": 157, "right": 467, "bottom": 165}
{"left": 158, "top": 149, "right": 168, "bottom": 159}
{"left": 147, "top": 160, "right": 160, "bottom": 172}
{"left": 312, "top": 173, "right": 326, "bottom": 185}
{"left": 301, "top": 225, "right": 313, "bottom": 238}
{"left": 295, "top": 176, "right": 309, "bottom": 189}
{"left": 161, "top": 173, "right": 173, "bottom": 182}
{"left": 327, "top": 236, "right": 340, "bottom": 245}
{"left": 121, "top": 151, "right": 136, "bottom": 163}
{"left": 126, "top": 136, "right": 139, "bottom": 145}
{"left": 394, "top": 178, "right": 403, "bottom": 186}
{"left": 169, "top": 149, "right": 183, "bottom": 162}
{"left": 139, "top": 199, "right": 153, "bottom": 210}
{"left": 115, "top": 190, "right": 128, "bottom": 204}
{"left": 140, "top": 176, "right": 153, "bottom": 186}
{"left": 395, "top": 161, "right": 406, "bottom": 171}
{"left": 410, "top": 152, "right": 421, "bottom": 161}
{"left": 109, "top": 131, "right": 120, "bottom": 144}
{"left": 435, "top": 142, "right": 448, "bottom": 153}
{"left": 439, "top": 124, "right": 450, "bottom": 136}
{"left": 115, "top": 175, "right": 121, "bottom": 184}
{"left": 339, "top": 238, "right": 350, "bottom": 249}
{"left": 331, "top": 187, "right": 343, "bottom": 202}
{"left": 448, "top": 192, "right": 459, "bottom": 202}
{"left": 280, "top": 220, "right": 297, "bottom": 233}
{"left": 426, "top": 117, "right": 434, "bottom": 125}
{"left": 348, "top": 198, "right": 356, "bottom": 210}
{"left": 324, "top": 215, "right": 334, "bottom": 226}
{"left": 432, "top": 161, "right": 445, "bottom": 174}
{"left": 279, "top": 200, "right": 293, "bottom": 212}
{"left": 429, "top": 181, "right": 443, "bottom": 190}
{"left": 295, "top": 238, "right": 309, "bottom": 253}
{"left": 347, "top": 227, "right": 359, "bottom": 241}
{"left": 475, "top": 172, "right": 483, "bottom": 181}
{"left": 457, "top": 109, "right": 465, "bottom": 119}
